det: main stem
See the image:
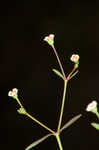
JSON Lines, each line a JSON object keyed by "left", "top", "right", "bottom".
{"left": 55, "top": 133, "right": 63, "bottom": 150}
{"left": 57, "top": 80, "right": 68, "bottom": 132}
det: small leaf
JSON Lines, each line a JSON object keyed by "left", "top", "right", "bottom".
{"left": 53, "top": 69, "right": 64, "bottom": 79}
{"left": 69, "top": 70, "right": 79, "bottom": 80}
{"left": 25, "top": 133, "right": 52, "bottom": 150}
{"left": 91, "top": 122, "right": 99, "bottom": 130}
{"left": 60, "top": 114, "right": 82, "bottom": 132}
{"left": 17, "top": 107, "right": 26, "bottom": 115}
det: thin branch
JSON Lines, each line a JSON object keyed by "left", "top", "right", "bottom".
{"left": 25, "top": 112, "right": 55, "bottom": 134}
{"left": 52, "top": 46, "right": 66, "bottom": 79}
{"left": 67, "top": 67, "right": 76, "bottom": 80}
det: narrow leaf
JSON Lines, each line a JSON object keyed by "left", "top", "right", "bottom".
{"left": 60, "top": 114, "right": 82, "bottom": 133}
{"left": 69, "top": 70, "right": 79, "bottom": 80}
{"left": 91, "top": 122, "right": 99, "bottom": 130}
{"left": 25, "top": 133, "right": 52, "bottom": 150}
{"left": 53, "top": 69, "right": 64, "bottom": 79}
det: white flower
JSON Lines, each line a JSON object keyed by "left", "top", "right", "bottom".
{"left": 44, "top": 34, "right": 55, "bottom": 46}
{"left": 8, "top": 88, "right": 18, "bottom": 97}
{"left": 86, "top": 101, "right": 97, "bottom": 112}
{"left": 70, "top": 54, "right": 80, "bottom": 63}
{"left": 44, "top": 34, "right": 54, "bottom": 41}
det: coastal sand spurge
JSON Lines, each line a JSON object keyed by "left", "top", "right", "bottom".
{"left": 8, "top": 34, "right": 83, "bottom": 150}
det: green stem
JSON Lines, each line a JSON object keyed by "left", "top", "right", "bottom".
{"left": 25, "top": 112, "right": 55, "bottom": 134}
{"left": 57, "top": 80, "right": 68, "bottom": 132}
{"left": 16, "top": 97, "right": 23, "bottom": 108}
{"left": 55, "top": 133, "right": 63, "bottom": 150}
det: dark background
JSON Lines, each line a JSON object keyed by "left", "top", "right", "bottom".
{"left": 0, "top": 0, "right": 99, "bottom": 150}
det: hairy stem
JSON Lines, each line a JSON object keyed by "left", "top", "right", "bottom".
{"left": 25, "top": 112, "right": 55, "bottom": 134}
{"left": 57, "top": 80, "right": 68, "bottom": 132}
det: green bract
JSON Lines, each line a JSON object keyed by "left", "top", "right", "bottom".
{"left": 17, "top": 107, "right": 27, "bottom": 115}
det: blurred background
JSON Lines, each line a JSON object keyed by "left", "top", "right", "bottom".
{"left": 0, "top": 0, "right": 99, "bottom": 149}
